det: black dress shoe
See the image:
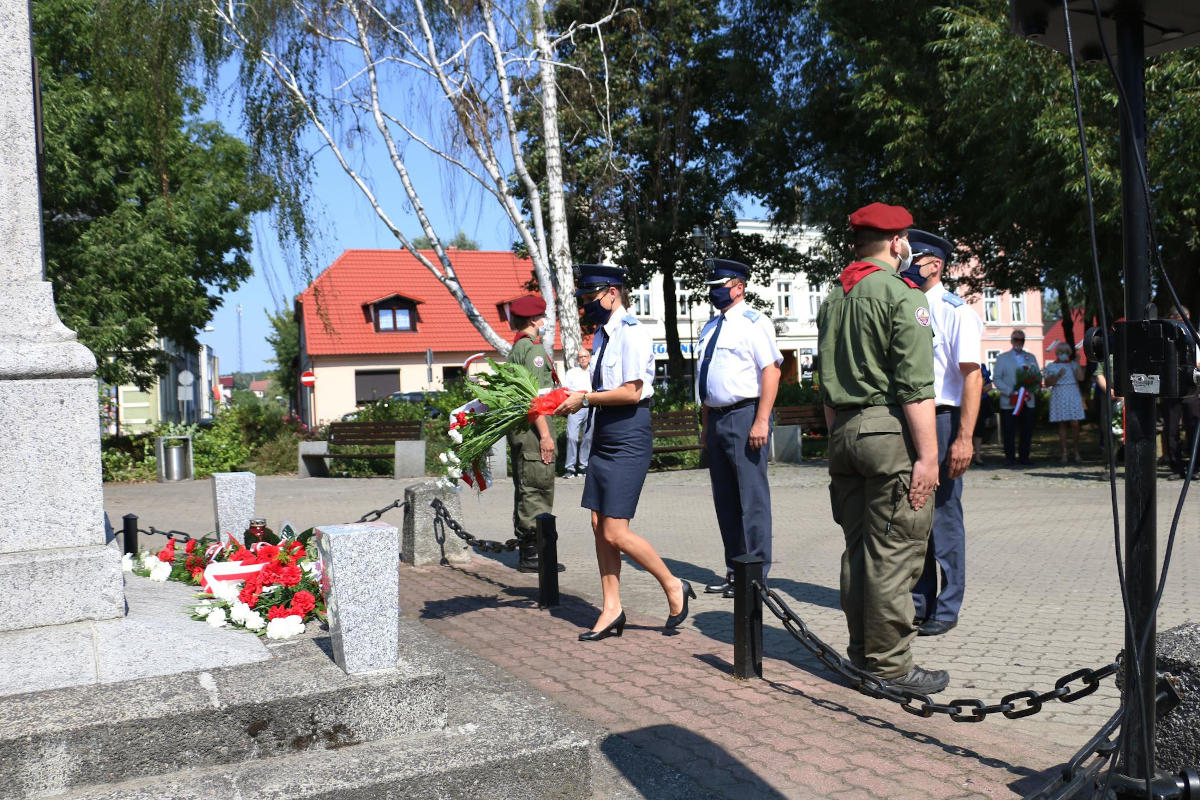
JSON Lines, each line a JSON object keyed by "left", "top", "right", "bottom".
{"left": 705, "top": 580, "right": 732, "bottom": 594}
{"left": 665, "top": 580, "right": 696, "bottom": 629}
{"left": 579, "top": 611, "right": 626, "bottom": 641}
{"left": 885, "top": 666, "right": 950, "bottom": 694}
{"left": 917, "top": 619, "right": 957, "bottom": 637}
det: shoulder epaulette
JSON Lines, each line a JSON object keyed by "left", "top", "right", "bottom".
{"left": 621, "top": 314, "right": 638, "bottom": 326}
{"left": 743, "top": 308, "right": 761, "bottom": 322}
{"left": 942, "top": 293, "right": 964, "bottom": 307}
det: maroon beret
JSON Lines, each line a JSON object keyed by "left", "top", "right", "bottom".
{"left": 848, "top": 202, "right": 913, "bottom": 232}
{"left": 509, "top": 294, "right": 547, "bottom": 317}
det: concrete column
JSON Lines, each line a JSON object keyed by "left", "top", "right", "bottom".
{"left": 0, "top": 0, "right": 123, "bottom": 631}
{"left": 211, "top": 472, "right": 255, "bottom": 546}
{"left": 316, "top": 522, "right": 400, "bottom": 674}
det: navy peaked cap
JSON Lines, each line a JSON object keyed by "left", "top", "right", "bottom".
{"left": 703, "top": 258, "right": 750, "bottom": 285}
{"left": 574, "top": 264, "right": 626, "bottom": 296}
{"left": 908, "top": 229, "right": 954, "bottom": 262}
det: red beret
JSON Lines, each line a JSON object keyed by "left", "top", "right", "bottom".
{"left": 848, "top": 202, "right": 913, "bottom": 232}
{"left": 509, "top": 294, "right": 547, "bottom": 317}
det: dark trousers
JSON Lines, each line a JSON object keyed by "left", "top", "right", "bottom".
{"left": 1000, "top": 405, "right": 1035, "bottom": 463}
{"left": 913, "top": 409, "right": 965, "bottom": 623}
{"left": 705, "top": 403, "right": 772, "bottom": 580}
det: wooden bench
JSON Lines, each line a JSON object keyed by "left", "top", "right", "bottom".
{"left": 772, "top": 404, "right": 827, "bottom": 462}
{"left": 651, "top": 409, "right": 704, "bottom": 463}
{"left": 299, "top": 420, "right": 426, "bottom": 478}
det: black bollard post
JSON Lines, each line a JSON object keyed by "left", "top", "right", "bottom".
{"left": 535, "top": 513, "right": 560, "bottom": 608}
{"left": 732, "top": 554, "right": 763, "bottom": 680}
{"left": 122, "top": 514, "right": 138, "bottom": 556}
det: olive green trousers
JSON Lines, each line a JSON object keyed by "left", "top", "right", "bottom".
{"left": 509, "top": 428, "right": 555, "bottom": 538}
{"left": 828, "top": 405, "right": 933, "bottom": 679}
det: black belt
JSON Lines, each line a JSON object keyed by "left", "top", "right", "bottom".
{"left": 707, "top": 397, "right": 758, "bottom": 413}
{"left": 936, "top": 404, "right": 959, "bottom": 415}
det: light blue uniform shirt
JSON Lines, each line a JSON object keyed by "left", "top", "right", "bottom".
{"left": 592, "top": 304, "right": 655, "bottom": 401}
{"left": 924, "top": 282, "right": 983, "bottom": 407}
{"left": 695, "top": 300, "right": 783, "bottom": 407}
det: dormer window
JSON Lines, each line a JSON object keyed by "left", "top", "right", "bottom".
{"left": 366, "top": 294, "right": 421, "bottom": 333}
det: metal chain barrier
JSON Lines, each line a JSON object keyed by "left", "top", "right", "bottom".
{"left": 1026, "top": 710, "right": 1121, "bottom": 800}
{"left": 137, "top": 526, "right": 213, "bottom": 544}
{"left": 355, "top": 499, "right": 408, "bottom": 523}
{"left": 755, "top": 581, "right": 1118, "bottom": 722}
{"left": 430, "top": 498, "right": 533, "bottom": 553}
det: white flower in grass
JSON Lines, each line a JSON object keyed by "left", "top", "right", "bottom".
{"left": 148, "top": 560, "right": 172, "bottom": 582}
{"left": 448, "top": 428, "right": 463, "bottom": 444}
{"left": 205, "top": 607, "right": 227, "bottom": 627}
{"left": 121, "top": 554, "right": 134, "bottom": 572}
{"left": 265, "top": 615, "right": 304, "bottom": 639}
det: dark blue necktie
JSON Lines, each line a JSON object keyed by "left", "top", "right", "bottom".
{"left": 585, "top": 331, "right": 610, "bottom": 432}
{"left": 697, "top": 314, "right": 724, "bottom": 404}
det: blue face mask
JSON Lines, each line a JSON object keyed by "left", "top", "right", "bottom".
{"left": 709, "top": 286, "right": 735, "bottom": 309}
{"left": 899, "top": 261, "right": 925, "bottom": 286}
{"left": 581, "top": 297, "right": 612, "bottom": 325}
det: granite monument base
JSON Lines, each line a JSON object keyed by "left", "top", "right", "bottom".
{"left": 403, "top": 481, "right": 470, "bottom": 566}
{"left": 316, "top": 521, "right": 400, "bottom": 674}
{"left": 1156, "top": 622, "right": 1200, "bottom": 772}
{"left": 392, "top": 440, "right": 425, "bottom": 478}
{"left": 211, "top": 471, "right": 255, "bottom": 545}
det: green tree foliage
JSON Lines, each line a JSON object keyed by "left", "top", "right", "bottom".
{"left": 529, "top": 0, "right": 804, "bottom": 379}
{"left": 33, "top": 0, "right": 272, "bottom": 387}
{"left": 412, "top": 231, "right": 479, "bottom": 250}
{"left": 750, "top": 0, "right": 1200, "bottom": 339}
{"left": 266, "top": 309, "right": 300, "bottom": 408}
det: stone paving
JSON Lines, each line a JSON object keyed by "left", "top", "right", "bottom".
{"left": 103, "top": 457, "right": 1200, "bottom": 799}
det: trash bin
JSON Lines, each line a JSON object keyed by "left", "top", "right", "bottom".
{"left": 156, "top": 436, "right": 193, "bottom": 482}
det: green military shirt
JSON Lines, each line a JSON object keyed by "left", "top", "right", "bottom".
{"left": 817, "top": 258, "right": 935, "bottom": 409}
{"left": 507, "top": 335, "right": 554, "bottom": 389}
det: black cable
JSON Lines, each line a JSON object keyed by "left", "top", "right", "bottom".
{"left": 1058, "top": 5, "right": 1149, "bottom": 797}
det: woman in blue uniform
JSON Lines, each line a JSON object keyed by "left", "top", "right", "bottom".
{"left": 555, "top": 264, "right": 694, "bottom": 641}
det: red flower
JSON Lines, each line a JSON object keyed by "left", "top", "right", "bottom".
{"left": 527, "top": 388, "right": 571, "bottom": 420}
{"left": 290, "top": 590, "right": 316, "bottom": 617}
{"left": 452, "top": 411, "right": 470, "bottom": 430}
{"left": 277, "top": 564, "right": 303, "bottom": 587}
{"left": 238, "top": 585, "right": 260, "bottom": 605}
{"left": 256, "top": 544, "right": 282, "bottom": 564}
{"left": 156, "top": 541, "right": 175, "bottom": 563}
{"left": 267, "top": 604, "right": 300, "bottom": 620}
{"left": 184, "top": 539, "right": 196, "bottom": 554}
{"left": 189, "top": 567, "right": 204, "bottom": 581}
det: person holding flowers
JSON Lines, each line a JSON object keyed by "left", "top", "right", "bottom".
{"left": 993, "top": 330, "right": 1042, "bottom": 466}
{"left": 505, "top": 294, "right": 559, "bottom": 573}
{"left": 554, "top": 264, "right": 694, "bottom": 641}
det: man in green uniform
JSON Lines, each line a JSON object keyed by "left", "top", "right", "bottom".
{"left": 816, "top": 202, "right": 947, "bottom": 694}
{"left": 506, "top": 295, "right": 557, "bottom": 572}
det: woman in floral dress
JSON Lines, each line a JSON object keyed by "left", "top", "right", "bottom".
{"left": 1043, "top": 343, "right": 1086, "bottom": 461}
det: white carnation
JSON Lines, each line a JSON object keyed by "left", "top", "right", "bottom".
{"left": 242, "top": 610, "right": 266, "bottom": 631}
{"left": 148, "top": 560, "right": 172, "bottom": 582}
{"left": 438, "top": 452, "right": 449, "bottom": 464}
{"left": 447, "top": 451, "right": 460, "bottom": 465}
{"left": 209, "top": 578, "right": 242, "bottom": 604}
{"left": 205, "top": 607, "right": 227, "bottom": 627}
{"left": 230, "top": 601, "right": 252, "bottom": 624}
{"left": 448, "top": 428, "right": 463, "bottom": 444}
{"left": 121, "top": 554, "right": 134, "bottom": 572}
{"left": 265, "top": 615, "right": 305, "bottom": 639}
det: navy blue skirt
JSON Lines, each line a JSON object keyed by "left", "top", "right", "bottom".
{"left": 581, "top": 403, "right": 652, "bottom": 519}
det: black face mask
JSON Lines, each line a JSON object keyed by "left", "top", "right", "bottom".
{"left": 581, "top": 297, "right": 612, "bottom": 325}
{"left": 709, "top": 286, "right": 735, "bottom": 309}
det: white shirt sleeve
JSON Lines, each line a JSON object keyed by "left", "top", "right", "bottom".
{"left": 750, "top": 317, "right": 784, "bottom": 370}
{"left": 954, "top": 307, "right": 983, "bottom": 367}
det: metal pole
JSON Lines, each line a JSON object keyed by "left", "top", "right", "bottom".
{"left": 535, "top": 513, "right": 560, "bottom": 608}
{"left": 1115, "top": 2, "right": 1157, "bottom": 785}
{"left": 732, "top": 554, "right": 763, "bottom": 680}
{"left": 122, "top": 514, "right": 138, "bottom": 556}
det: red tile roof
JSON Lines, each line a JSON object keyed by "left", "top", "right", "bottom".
{"left": 298, "top": 249, "right": 541, "bottom": 357}
{"left": 249, "top": 379, "right": 271, "bottom": 392}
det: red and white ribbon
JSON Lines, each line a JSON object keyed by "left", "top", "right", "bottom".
{"left": 1012, "top": 387, "right": 1029, "bottom": 415}
{"left": 200, "top": 560, "right": 265, "bottom": 593}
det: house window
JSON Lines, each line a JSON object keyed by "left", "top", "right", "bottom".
{"left": 633, "top": 283, "right": 653, "bottom": 317}
{"left": 375, "top": 303, "right": 415, "bottom": 332}
{"left": 986, "top": 349, "right": 1000, "bottom": 375}
{"left": 355, "top": 370, "right": 400, "bottom": 403}
{"left": 442, "top": 366, "right": 465, "bottom": 385}
{"left": 776, "top": 281, "right": 793, "bottom": 318}
{"left": 983, "top": 288, "right": 1000, "bottom": 324}
{"left": 1011, "top": 294, "right": 1026, "bottom": 323}
{"left": 807, "top": 283, "right": 823, "bottom": 321}
{"left": 674, "top": 280, "right": 689, "bottom": 317}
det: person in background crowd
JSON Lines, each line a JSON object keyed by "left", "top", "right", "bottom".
{"left": 903, "top": 229, "right": 982, "bottom": 638}
{"left": 992, "top": 330, "right": 1041, "bottom": 465}
{"left": 695, "top": 258, "right": 783, "bottom": 598}
{"left": 562, "top": 351, "right": 593, "bottom": 478}
{"left": 1043, "top": 342, "right": 1086, "bottom": 462}
{"left": 1162, "top": 305, "right": 1198, "bottom": 478}
{"left": 817, "top": 202, "right": 946, "bottom": 695}
{"left": 505, "top": 295, "right": 557, "bottom": 573}
{"left": 972, "top": 364, "right": 995, "bottom": 466}
{"left": 554, "top": 264, "right": 694, "bottom": 641}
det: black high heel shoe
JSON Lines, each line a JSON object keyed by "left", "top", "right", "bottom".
{"left": 665, "top": 580, "right": 696, "bottom": 629}
{"left": 579, "top": 611, "right": 626, "bottom": 641}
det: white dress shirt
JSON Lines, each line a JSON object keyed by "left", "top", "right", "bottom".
{"left": 924, "top": 282, "right": 983, "bottom": 407}
{"left": 592, "top": 304, "right": 655, "bottom": 401}
{"left": 695, "top": 300, "right": 783, "bottom": 407}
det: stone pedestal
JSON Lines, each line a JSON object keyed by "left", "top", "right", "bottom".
{"left": 771, "top": 425, "right": 803, "bottom": 463}
{"left": 402, "top": 482, "right": 470, "bottom": 566}
{"left": 490, "top": 438, "right": 508, "bottom": 478}
{"left": 0, "top": 3, "right": 123, "bottom": 632}
{"left": 316, "top": 522, "right": 400, "bottom": 674}
{"left": 392, "top": 440, "right": 425, "bottom": 479}
{"left": 211, "top": 472, "right": 255, "bottom": 545}
{"left": 1155, "top": 622, "right": 1200, "bottom": 771}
